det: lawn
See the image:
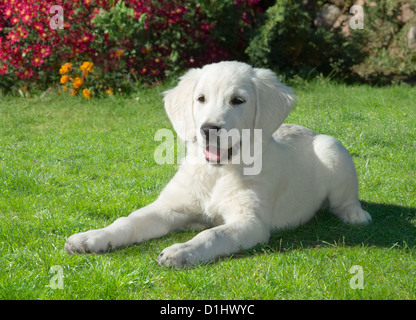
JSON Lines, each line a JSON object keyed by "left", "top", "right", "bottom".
{"left": 0, "top": 80, "right": 415, "bottom": 300}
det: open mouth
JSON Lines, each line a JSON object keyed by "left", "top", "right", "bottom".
{"left": 204, "top": 145, "right": 237, "bottom": 163}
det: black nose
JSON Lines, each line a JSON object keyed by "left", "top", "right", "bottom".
{"left": 200, "top": 124, "right": 221, "bottom": 141}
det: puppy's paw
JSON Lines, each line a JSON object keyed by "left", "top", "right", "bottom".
{"left": 65, "top": 229, "right": 112, "bottom": 254}
{"left": 340, "top": 206, "right": 372, "bottom": 226}
{"left": 156, "top": 243, "right": 201, "bottom": 268}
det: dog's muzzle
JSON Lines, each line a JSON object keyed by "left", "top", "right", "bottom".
{"left": 200, "top": 124, "right": 238, "bottom": 163}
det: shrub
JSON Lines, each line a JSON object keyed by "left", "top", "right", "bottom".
{"left": 350, "top": 0, "right": 416, "bottom": 83}
{"left": 245, "top": 0, "right": 365, "bottom": 79}
{"left": 90, "top": 0, "right": 262, "bottom": 88}
{"left": 246, "top": 0, "right": 416, "bottom": 83}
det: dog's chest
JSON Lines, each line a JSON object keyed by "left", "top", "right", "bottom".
{"left": 185, "top": 166, "right": 229, "bottom": 222}
{"left": 202, "top": 184, "right": 229, "bottom": 225}
{"left": 199, "top": 171, "right": 252, "bottom": 225}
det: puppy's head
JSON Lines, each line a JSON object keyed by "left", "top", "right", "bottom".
{"left": 163, "top": 61, "right": 295, "bottom": 163}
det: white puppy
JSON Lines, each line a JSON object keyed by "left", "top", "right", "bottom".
{"left": 65, "top": 61, "right": 371, "bottom": 267}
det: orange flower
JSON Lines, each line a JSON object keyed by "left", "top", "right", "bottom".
{"left": 59, "top": 62, "right": 72, "bottom": 75}
{"left": 60, "top": 75, "right": 70, "bottom": 84}
{"left": 59, "top": 66, "right": 68, "bottom": 74}
{"left": 83, "top": 88, "right": 92, "bottom": 99}
{"left": 115, "top": 50, "right": 124, "bottom": 58}
{"left": 105, "top": 89, "right": 114, "bottom": 95}
{"left": 80, "top": 61, "right": 93, "bottom": 72}
{"left": 70, "top": 89, "right": 77, "bottom": 96}
{"left": 73, "top": 77, "right": 83, "bottom": 89}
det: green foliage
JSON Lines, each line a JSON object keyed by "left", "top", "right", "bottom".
{"left": 351, "top": 0, "right": 416, "bottom": 83}
{"left": 246, "top": 0, "right": 365, "bottom": 79}
{"left": 92, "top": 1, "right": 147, "bottom": 42}
{"left": 247, "top": 0, "right": 416, "bottom": 83}
{"left": 88, "top": 2, "right": 149, "bottom": 95}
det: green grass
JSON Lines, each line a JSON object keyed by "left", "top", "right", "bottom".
{"left": 1, "top": 80, "right": 415, "bottom": 299}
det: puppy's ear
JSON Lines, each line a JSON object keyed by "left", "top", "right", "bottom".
{"left": 163, "top": 68, "right": 201, "bottom": 141}
{"left": 252, "top": 68, "right": 295, "bottom": 142}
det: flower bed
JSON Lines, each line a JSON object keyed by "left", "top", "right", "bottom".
{"left": 0, "top": 0, "right": 261, "bottom": 96}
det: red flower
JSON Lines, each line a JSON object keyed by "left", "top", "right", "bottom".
{"left": 16, "top": 26, "right": 28, "bottom": 39}
{"left": 165, "top": 17, "right": 175, "bottom": 25}
{"left": 0, "top": 62, "right": 8, "bottom": 75}
{"left": 175, "top": 6, "right": 186, "bottom": 15}
{"left": 32, "top": 22, "right": 44, "bottom": 33}
{"left": 4, "top": 6, "right": 12, "bottom": 18}
{"left": 39, "top": 45, "right": 52, "bottom": 58}
{"left": 15, "top": 66, "right": 33, "bottom": 79}
{"left": 10, "top": 16, "right": 19, "bottom": 24}
{"left": 199, "top": 21, "right": 212, "bottom": 31}
{"left": 6, "top": 31, "right": 19, "bottom": 44}
{"left": 153, "top": 57, "right": 162, "bottom": 64}
{"left": 127, "top": 57, "right": 137, "bottom": 66}
{"left": 21, "top": 12, "right": 32, "bottom": 24}
{"left": 108, "top": 50, "right": 116, "bottom": 60}
{"left": 0, "top": 45, "right": 8, "bottom": 61}
{"left": 81, "top": 32, "right": 94, "bottom": 43}
{"left": 39, "top": 31, "right": 48, "bottom": 40}
{"left": 31, "top": 55, "right": 44, "bottom": 67}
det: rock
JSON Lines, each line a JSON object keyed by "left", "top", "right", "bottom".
{"left": 333, "top": 14, "right": 350, "bottom": 36}
{"left": 398, "top": 3, "right": 415, "bottom": 26}
{"left": 314, "top": 4, "right": 341, "bottom": 30}
{"left": 408, "top": 25, "right": 416, "bottom": 50}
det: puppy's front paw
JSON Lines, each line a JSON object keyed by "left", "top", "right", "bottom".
{"left": 156, "top": 243, "right": 201, "bottom": 268}
{"left": 341, "top": 207, "right": 372, "bottom": 226}
{"left": 65, "top": 229, "right": 112, "bottom": 254}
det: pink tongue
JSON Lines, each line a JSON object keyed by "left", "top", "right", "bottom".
{"left": 205, "top": 146, "right": 227, "bottom": 162}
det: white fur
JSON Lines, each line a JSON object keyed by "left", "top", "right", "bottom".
{"left": 65, "top": 61, "right": 371, "bottom": 267}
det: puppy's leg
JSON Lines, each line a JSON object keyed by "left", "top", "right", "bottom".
{"left": 157, "top": 218, "right": 269, "bottom": 267}
{"left": 324, "top": 143, "right": 371, "bottom": 225}
{"left": 65, "top": 200, "right": 195, "bottom": 254}
{"left": 328, "top": 168, "right": 371, "bottom": 225}
{"left": 332, "top": 200, "right": 372, "bottom": 225}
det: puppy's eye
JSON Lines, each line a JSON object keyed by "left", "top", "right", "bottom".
{"left": 197, "top": 95, "right": 205, "bottom": 103}
{"left": 231, "top": 97, "right": 245, "bottom": 105}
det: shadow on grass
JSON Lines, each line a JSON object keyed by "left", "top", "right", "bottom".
{"left": 261, "top": 201, "right": 416, "bottom": 253}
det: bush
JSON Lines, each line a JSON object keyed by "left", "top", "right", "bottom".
{"left": 90, "top": 0, "right": 260, "bottom": 88}
{"left": 246, "top": 0, "right": 365, "bottom": 79}
{"left": 0, "top": 0, "right": 261, "bottom": 96}
{"left": 246, "top": 0, "right": 416, "bottom": 83}
{"left": 351, "top": 0, "right": 416, "bottom": 83}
